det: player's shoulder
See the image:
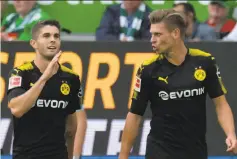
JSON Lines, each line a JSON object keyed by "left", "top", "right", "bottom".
{"left": 16, "top": 61, "right": 34, "bottom": 71}
{"left": 137, "top": 54, "right": 163, "bottom": 76}
{"left": 10, "top": 62, "right": 34, "bottom": 75}
{"left": 141, "top": 54, "right": 162, "bottom": 68}
{"left": 189, "top": 48, "right": 213, "bottom": 58}
{"left": 188, "top": 48, "right": 216, "bottom": 64}
{"left": 60, "top": 65, "right": 80, "bottom": 79}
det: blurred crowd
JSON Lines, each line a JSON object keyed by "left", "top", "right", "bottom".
{"left": 1, "top": 0, "right": 237, "bottom": 42}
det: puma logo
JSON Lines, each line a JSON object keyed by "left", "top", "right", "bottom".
{"left": 158, "top": 76, "right": 168, "bottom": 84}
{"left": 14, "top": 69, "right": 19, "bottom": 74}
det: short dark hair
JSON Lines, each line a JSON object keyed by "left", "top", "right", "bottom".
{"left": 31, "top": 20, "right": 61, "bottom": 39}
{"left": 173, "top": 3, "right": 196, "bottom": 21}
{"left": 210, "top": 0, "right": 227, "bottom": 8}
{"left": 148, "top": 9, "right": 187, "bottom": 39}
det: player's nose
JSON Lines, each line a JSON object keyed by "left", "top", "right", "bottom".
{"left": 150, "top": 35, "right": 156, "bottom": 43}
{"left": 49, "top": 35, "right": 56, "bottom": 42}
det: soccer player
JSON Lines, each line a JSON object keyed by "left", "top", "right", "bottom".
{"left": 7, "top": 20, "right": 87, "bottom": 159}
{"left": 119, "top": 9, "right": 237, "bottom": 159}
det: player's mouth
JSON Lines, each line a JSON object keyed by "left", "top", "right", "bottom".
{"left": 47, "top": 46, "right": 57, "bottom": 51}
{"left": 152, "top": 44, "right": 157, "bottom": 50}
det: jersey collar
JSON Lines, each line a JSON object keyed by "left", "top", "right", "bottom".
{"left": 163, "top": 47, "right": 190, "bottom": 68}
{"left": 31, "top": 60, "right": 61, "bottom": 76}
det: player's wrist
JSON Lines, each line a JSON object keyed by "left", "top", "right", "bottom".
{"left": 72, "top": 155, "right": 81, "bottom": 159}
{"left": 119, "top": 152, "right": 129, "bottom": 158}
{"left": 36, "top": 78, "right": 47, "bottom": 88}
{"left": 38, "top": 76, "right": 48, "bottom": 83}
{"left": 227, "top": 132, "right": 236, "bottom": 138}
{"left": 226, "top": 130, "right": 236, "bottom": 138}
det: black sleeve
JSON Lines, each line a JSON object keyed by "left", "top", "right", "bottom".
{"left": 7, "top": 68, "right": 26, "bottom": 101}
{"left": 130, "top": 64, "right": 150, "bottom": 116}
{"left": 68, "top": 76, "right": 83, "bottom": 114}
{"left": 8, "top": 88, "right": 26, "bottom": 102}
{"left": 204, "top": 56, "right": 227, "bottom": 98}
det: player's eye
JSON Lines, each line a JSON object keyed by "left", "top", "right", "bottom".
{"left": 54, "top": 34, "right": 60, "bottom": 39}
{"left": 154, "top": 33, "right": 161, "bottom": 37}
{"left": 43, "top": 33, "right": 50, "bottom": 38}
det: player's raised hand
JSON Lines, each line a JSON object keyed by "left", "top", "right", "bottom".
{"left": 40, "top": 51, "right": 62, "bottom": 81}
{"left": 226, "top": 135, "right": 237, "bottom": 154}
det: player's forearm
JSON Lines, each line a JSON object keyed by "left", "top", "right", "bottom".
{"left": 66, "top": 113, "right": 77, "bottom": 159}
{"left": 66, "top": 134, "right": 75, "bottom": 159}
{"left": 73, "top": 111, "right": 87, "bottom": 156}
{"left": 216, "top": 103, "right": 236, "bottom": 137}
{"left": 8, "top": 78, "right": 46, "bottom": 118}
{"left": 120, "top": 112, "right": 141, "bottom": 157}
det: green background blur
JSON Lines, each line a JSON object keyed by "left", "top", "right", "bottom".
{"left": 3, "top": 0, "right": 237, "bottom": 33}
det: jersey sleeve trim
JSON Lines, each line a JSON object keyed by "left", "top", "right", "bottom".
{"left": 205, "top": 55, "right": 227, "bottom": 99}
{"left": 210, "top": 56, "right": 228, "bottom": 95}
{"left": 76, "top": 105, "right": 84, "bottom": 112}
{"left": 142, "top": 54, "right": 162, "bottom": 66}
{"left": 218, "top": 75, "right": 227, "bottom": 94}
{"left": 16, "top": 62, "right": 34, "bottom": 71}
{"left": 60, "top": 65, "right": 78, "bottom": 76}
{"left": 189, "top": 49, "right": 212, "bottom": 57}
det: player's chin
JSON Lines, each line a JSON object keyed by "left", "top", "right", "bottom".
{"left": 153, "top": 48, "right": 161, "bottom": 54}
{"left": 47, "top": 49, "right": 59, "bottom": 55}
{"left": 45, "top": 50, "right": 58, "bottom": 60}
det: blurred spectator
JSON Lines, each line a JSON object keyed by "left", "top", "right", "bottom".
{"left": 206, "top": 0, "right": 236, "bottom": 39}
{"left": 1, "top": 0, "right": 51, "bottom": 41}
{"left": 174, "top": 2, "right": 217, "bottom": 41}
{"left": 226, "top": 1, "right": 237, "bottom": 21}
{"left": 222, "top": 23, "right": 237, "bottom": 41}
{"left": 96, "top": 0, "right": 152, "bottom": 41}
{"left": 1, "top": 1, "right": 8, "bottom": 22}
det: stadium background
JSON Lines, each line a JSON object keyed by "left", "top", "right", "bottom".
{"left": 1, "top": 42, "right": 237, "bottom": 159}
{"left": 3, "top": 0, "right": 237, "bottom": 33}
{"left": 1, "top": 0, "right": 237, "bottom": 159}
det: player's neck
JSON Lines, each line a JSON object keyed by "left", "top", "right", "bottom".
{"left": 34, "top": 56, "right": 52, "bottom": 73}
{"left": 165, "top": 43, "right": 188, "bottom": 66}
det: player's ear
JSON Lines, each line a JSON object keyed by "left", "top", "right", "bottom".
{"left": 30, "top": 39, "right": 38, "bottom": 49}
{"left": 171, "top": 28, "right": 180, "bottom": 39}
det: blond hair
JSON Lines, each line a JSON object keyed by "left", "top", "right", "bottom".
{"left": 148, "top": 9, "right": 187, "bottom": 39}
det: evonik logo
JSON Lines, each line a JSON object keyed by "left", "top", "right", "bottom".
{"left": 33, "top": 99, "right": 69, "bottom": 109}
{"left": 158, "top": 87, "right": 205, "bottom": 100}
